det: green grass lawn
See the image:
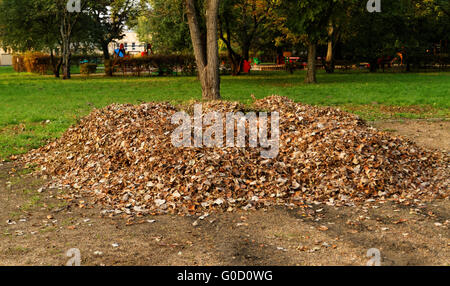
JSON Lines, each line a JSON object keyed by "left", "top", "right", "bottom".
{"left": 0, "top": 66, "right": 449, "bottom": 160}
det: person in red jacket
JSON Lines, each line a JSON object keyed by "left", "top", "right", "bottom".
{"left": 141, "top": 44, "right": 154, "bottom": 57}
{"left": 242, "top": 59, "right": 251, "bottom": 73}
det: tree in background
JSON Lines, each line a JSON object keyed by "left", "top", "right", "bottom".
{"left": 413, "top": 0, "right": 450, "bottom": 51}
{"left": 87, "top": 0, "right": 138, "bottom": 62}
{"left": 0, "top": 0, "right": 136, "bottom": 79}
{"left": 55, "top": 0, "right": 90, "bottom": 79}
{"left": 322, "top": 0, "right": 360, "bottom": 73}
{"left": 135, "top": 0, "right": 193, "bottom": 53}
{"left": 274, "top": 0, "right": 338, "bottom": 83}
{"left": 135, "top": 0, "right": 273, "bottom": 76}
{"left": 218, "top": 0, "right": 270, "bottom": 75}
{"left": 418, "top": 0, "right": 449, "bottom": 17}
{"left": 0, "top": 0, "right": 63, "bottom": 76}
{"left": 342, "top": 0, "right": 449, "bottom": 72}
{"left": 86, "top": 0, "right": 138, "bottom": 76}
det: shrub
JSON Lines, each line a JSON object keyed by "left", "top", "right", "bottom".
{"left": 80, "top": 63, "right": 97, "bottom": 75}
{"left": 12, "top": 55, "right": 26, "bottom": 72}
{"left": 12, "top": 53, "right": 103, "bottom": 75}
{"left": 104, "top": 59, "right": 115, "bottom": 76}
{"left": 23, "top": 52, "right": 52, "bottom": 74}
{"left": 12, "top": 53, "right": 51, "bottom": 74}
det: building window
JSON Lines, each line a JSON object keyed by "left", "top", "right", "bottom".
{"left": 132, "top": 43, "right": 136, "bottom": 50}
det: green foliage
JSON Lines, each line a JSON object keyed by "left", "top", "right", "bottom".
{"left": 343, "top": 0, "right": 450, "bottom": 67}
{"left": 135, "top": 0, "right": 193, "bottom": 53}
{"left": 218, "top": 0, "right": 270, "bottom": 54}
{"left": 86, "top": 0, "right": 139, "bottom": 58}
{"left": 135, "top": 16, "right": 153, "bottom": 45}
{"left": 274, "top": 0, "right": 338, "bottom": 45}
{"left": 0, "top": 0, "right": 60, "bottom": 52}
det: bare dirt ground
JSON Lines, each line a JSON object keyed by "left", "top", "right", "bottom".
{"left": 0, "top": 120, "right": 448, "bottom": 266}
{"left": 370, "top": 119, "right": 450, "bottom": 152}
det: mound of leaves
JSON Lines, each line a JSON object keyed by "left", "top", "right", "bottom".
{"left": 23, "top": 96, "right": 449, "bottom": 216}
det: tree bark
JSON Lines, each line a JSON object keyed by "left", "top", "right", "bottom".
{"left": 325, "top": 40, "right": 334, "bottom": 73}
{"left": 58, "top": 0, "right": 86, "bottom": 80}
{"left": 50, "top": 49, "right": 60, "bottom": 78}
{"left": 61, "top": 36, "right": 71, "bottom": 79}
{"left": 324, "top": 24, "right": 334, "bottom": 74}
{"left": 186, "top": 0, "right": 221, "bottom": 100}
{"left": 102, "top": 42, "right": 113, "bottom": 76}
{"left": 219, "top": 17, "right": 241, "bottom": 76}
{"left": 205, "top": 0, "right": 220, "bottom": 99}
{"left": 230, "top": 55, "right": 243, "bottom": 76}
{"left": 242, "top": 45, "right": 250, "bottom": 63}
{"left": 102, "top": 42, "right": 110, "bottom": 60}
{"left": 369, "top": 58, "right": 378, "bottom": 72}
{"left": 60, "top": 9, "right": 72, "bottom": 80}
{"left": 305, "top": 42, "right": 317, "bottom": 84}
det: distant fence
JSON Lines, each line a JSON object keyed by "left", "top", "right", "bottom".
{"left": 105, "top": 54, "right": 198, "bottom": 76}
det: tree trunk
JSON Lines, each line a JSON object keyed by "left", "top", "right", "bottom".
{"left": 325, "top": 40, "right": 335, "bottom": 73}
{"left": 230, "top": 54, "right": 242, "bottom": 76}
{"left": 102, "top": 42, "right": 113, "bottom": 76}
{"left": 50, "top": 49, "right": 60, "bottom": 78}
{"left": 324, "top": 24, "right": 334, "bottom": 74}
{"left": 102, "top": 42, "right": 110, "bottom": 60}
{"left": 186, "top": 0, "right": 221, "bottom": 100}
{"left": 369, "top": 58, "right": 378, "bottom": 72}
{"left": 241, "top": 45, "right": 250, "bottom": 74}
{"left": 205, "top": 0, "right": 220, "bottom": 99}
{"left": 57, "top": 57, "right": 63, "bottom": 77}
{"left": 59, "top": 5, "right": 80, "bottom": 80}
{"left": 305, "top": 42, "right": 317, "bottom": 84}
{"left": 60, "top": 9, "right": 72, "bottom": 80}
{"left": 242, "top": 46, "right": 250, "bottom": 62}
{"left": 61, "top": 36, "right": 71, "bottom": 79}
{"left": 219, "top": 17, "right": 242, "bottom": 76}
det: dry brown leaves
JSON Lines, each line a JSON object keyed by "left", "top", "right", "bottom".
{"left": 22, "top": 96, "right": 449, "bottom": 216}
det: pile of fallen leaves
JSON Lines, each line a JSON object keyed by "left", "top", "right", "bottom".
{"left": 22, "top": 96, "right": 449, "bottom": 216}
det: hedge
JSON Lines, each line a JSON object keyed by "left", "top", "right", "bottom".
{"left": 12, "top": 52, "right": 52, "bottom": 74}
{"left": 12, "top": 53, "right": 103, "bottom": 74}
{"left": 12, "top": 52, "right": 232, "bottom": 77}
{"left": 106, "top": 54, "right": 232, "bottom": 76}
{"left": 105, "top": 54, "right": 197, "bottom": 76}
{"left": 80, "top": 63, "right": 98, "bottom": 75}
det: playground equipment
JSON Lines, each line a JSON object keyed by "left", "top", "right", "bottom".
{"left": 114, "top": 44, "right": 127, "bottom": 58}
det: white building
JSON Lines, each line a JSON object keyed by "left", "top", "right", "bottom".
{"left": 0, "top": 48, "right": 12, "bottom": 66}
{"left": 109, "top": 31, "right": 146, "bottom": 56}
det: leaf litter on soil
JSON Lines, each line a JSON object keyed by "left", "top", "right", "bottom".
{"left": 21, "top": 96, "right": 449, "bottom": 217}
